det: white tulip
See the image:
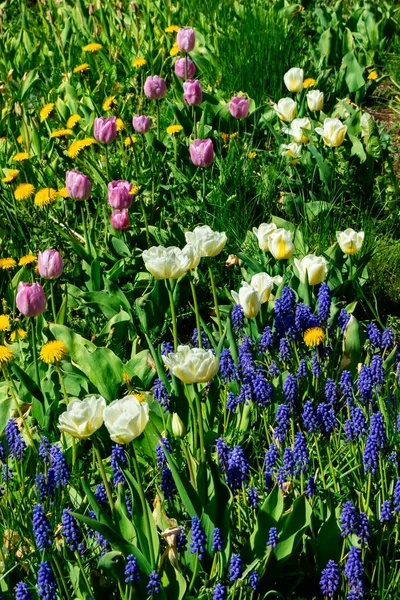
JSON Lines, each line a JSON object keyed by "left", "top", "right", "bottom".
{"left": 185, "top": 225, "right": 227, "bottom": 257}
{"left": 171, "top": 412, "right": 186, "bottom": 438}
{"left": 336, "top": 229, "right": 365, "bottom": 255}
{"left": 58, "top": 396, "right": 106, "bottom": 439}
{"left": 162, "top": 345, "right": 219, "bottom": 384}
{"left": 268, "top": 228, "right": 294, "bottom": 260}
{"left": 181, "top": 243, "right": 201, "bottom": 270}
{"left": 250, "top": 272, "right": 274, "bottom": 303}
{"left": 281, "top": 143, "right": 302, "bottom": 160}
{"left": 283, "top": 117, "right": 311, "bottom": 144}
{"left": 252, "top": 222, "right": 277, "bottom": 251}
{"left": 315, "top": 118, "right": 347, "bottom": 147}
{"left": 103, "top": 395, "right": 149, "bottom": 444}
{"left": 273, "top": 98, "right": 297, "bottom": 122}
{"left": 284, "top": 67, "right": 304, "bottom": 92}
{"left": 142, "top": 245, "right": 192, "bottom": 280}
{"left": 294, "top": 254, "right": 328, "bottom": 285}
{"left": 231, "top": 282, "right": 261, "bottom": 318}
{"left": 306, "top": 90, "right": 324, "bottom": 111}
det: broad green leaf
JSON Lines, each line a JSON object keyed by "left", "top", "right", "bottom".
{"left": 275, "top": 496, "right": 312, "bottom": 561}
{"left": 244, "top": 485, "right": 284, "bottom": 561}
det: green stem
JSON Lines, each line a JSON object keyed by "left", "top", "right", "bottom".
{"left": 187, "top": 552, "right": 199, "bottom": 594}
{"left": 166, "top": 279, "right": 178, "bottom": 350}
{"left": 365, "top": 472, "right": 372, "bottom": 513}
{"left": 52, "top": 555, "right": 73, "bottom": 600}
{"left": 75, "top": 550, "right": 93, "bottom": 595}
{"left": 50, "top": 281, "right": 57, "bottom": 323}
{"left": 326, "top": 443, "right": 338, "bottom": 493}
{"left": 105, "top": 144, "right": 110, "bottom": 180}
{"left": 202, "top": 169, "right": 206, "bottom": 200}
{"left": 189, "top": 276, "right": 202, "bottom": 348}
{"left": 208, "top": 264, "right": 222, "bottom": 337}
{"left": 2, "top": 365, "right": 35, "bottom": 448}
{"left": 81, "top": 203, "right": 90, "bottom": 251}
{"left": 92, "top": 437, "right": 115, "bottom": 513}
{"left": 56, "top": 365, "right": 69, "bottom": 405}
{"left": 31, "top": 318, "right": 40, "bottom": 387}
{"left": 182, "top": 440, "right": 197, "bottom": 490}
{"left": 131, "top": 444, "right": 156, "bottom": 567}
{"left": 315, "top": 437, "right": 326, "bottom": 488}
{"left": 156, "top": 101, "right": 160, "bottom": 140}
{"left": 194, "top": 385, "right": 206, "bottom": 466}
{"left": 139, "top": 195, "right": 151, "bottom": 247}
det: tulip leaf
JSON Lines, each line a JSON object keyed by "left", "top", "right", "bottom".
{"left": 308, "top": 145, "right": 332, "bottom": 186}
{"left": 163, "top": 447, "right": 202, "bottom": 517}
{"left": 275, "top": 496, "right": 312, "bottom": 562}
{"left": 243, "top": 485, "right": 284, "bottom": 562}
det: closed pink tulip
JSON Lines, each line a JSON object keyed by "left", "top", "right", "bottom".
{"left": 144, "top": 76, "right": 167, "bottom": 100}
{"left": 132, "top": 114, "right": 151, "bottom": 134}
{"left": 65, "top": 170, "right": 91, "bottom": 201}
{"left": 38, "top": 250, "right": 64, "bottom": 279}
{"left": 16, "top": 282, "right": 46, "bottom": 317}
{"left": 229, "top": 97, "right": 249, "bottom": 119}
{"left": 189, "top": 139, "right": 214, "bottom": 168}
{"left": 110, "top": 209, "right": 129, "bottom": 230}
{"left": 94, "top": 116, "right": 117, "bottom": 143}
{"left": 175, "top": 57, "right": 196, "bottom": 80}
{"left": 108, "top": 180, "right": 133, "bottom": 210}
{"left": 177, "top": 27, "right": 195, "bottom": 52}
{"left": 183, "top": 80, "right": 202, "bottom": 106}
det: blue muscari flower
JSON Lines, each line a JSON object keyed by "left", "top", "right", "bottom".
{"left": 366, "top": 322, "right": 381, "bottom": 349}
{"left": 394, "top": 477, "right": 400, "bottom": 512}
{"left": 216, "top": 437, "right": 230, "bottom": 473}
{"left": 62, "top": 509, "right": 82, "bottom": 552}
{"left": 32, "top": 504, "right": 52, "bottom": 552}
{"left": 226, "top": 392, "right": 239, "bottom": 412}
{"left": 226, "top": 445, "right": 250, "bottom": 491}
{"left": 35, "top": 473, "right": 47, "bottom": 503}
{"left": 2, "top": 465, "right": 12, "bottom": 483}
{"left": 111, "top": 444, "right": 127, "bottom": 487}
{"left": 297, "top": 359, "right": 307, "bottom": 379}
{"left": 5, "top": 419, "right": 26, "bottom": 461}
{"left": 317, "top": 402, "right": 337, "bottom": 436}
{"left": 338, "top": 309, "right": 350, "bottom": 333}
{"left": 47, "top": 469, "right": 55, "bottom": 498}
{"left": 356, "top": 512, "right": 370, "bottom": 544}
{"left": 248, "top": 570, "right": 259, "bottom": 591}
{"left": 192, "top": 328, "right": 209, "bottom": 349}
{"left": 340, "top": 501, "right": 358, "bottom": 537}
{"left": 95, "top": 484, "right": 107, "bottom": 506}
{"left": 269, "top": 360, "right": 280, "bottom": 378}
{"left": 363, "top": 436, "right": 379, "bottom": 474}
{"left": 232, "top": 304, "right": 245, "bottom": 336}
{"left": 229, "top": 554, "right": 243, "bottom": 582}
{"left": 176, "top": 527, "right": 187, "bottom": 552}
{"left": 293, "top": 432, "right": 309, "bottom": 474}
{"left": 371, "top": 355, "right": 384, "bottom": 391}
{"left": 340, "top": 370, "right": 354, "bottom": 406}
{"left": 156, "top": 437, "right": 172, "bottom": 469}
{"left": 325, "top": 378, "right": 338, "bottom": 407}
{"left": 318, "top": 283, "right": 331, "bottom": 325}
{"left": 344, "top": 418, "right": 355, "bottom": 442}
{"left": 37, "top": 562, "right": 57, "bottom": 600}
{"left": 302, "top": 400, "right": 318, "bottom": 434}
{"left": 265, "top": 443, "right": 279, "bottom": 474}
{"left": 247, "top": 487, "right": 259, "bottom": 509}
{"left": 380, "top": 500, "right": 393, "bottom": 524}
{"left": 275, "top": 286, "right": 297, "bottom": 339}
{"left": 389, "top": 451, "right": 398, "bottom": 467}
{"left": 258, "top": 326, "right": 273, "bottom": 352}
{"left": 146, "top": 570, "right": 161, "bottom": 596}
{"left": 276, "top": 466, "right": 287, "bottom": 488}
{"left": 352, "top": 408, "right": 367, "bottom": 438}
{"left": 283, "top": 373, "right": 298, "bottom": 408}
{"left": 15, "top": 582, "right": 32, "bottom": 600}
{"left": 358, "top": 365, "right": 373, "bottom": 404}
{"left": 161, "top": 342, "right": 174, "bottom": 355}
{"left": 49, "top": 444, "right": 69, "bottom": 488}
{"left": 153, "top": 378, "right": 170, "bottom": 413}
{"left": 382, "top": 328, "right": 395, "bottom": 351}
{"left": 283, "top": 447, "right": 295, "bottom": 475}
{"left": 253, "top": 369, "right": 273, "bottom": 407}
{"left": 305, "top": 476, "right": 316, "bottom": 498}
{"left": 311, "top": 351, "right": 322, "bottom": 378}
{"left": 274, "top": 404, "right": 290, "bottom": 443}
{"left": 0, "top": 442, "right": 5, "bottom": 462}
{"left": 370, "top": 411, "right": 386, "bottom": 448}
{"left": 279, "top": 338, "right": 291, "bottom": 363}
{"left": 397, "top": 412, "right": 400, "bottom": 435}
{"left": 211, "top": 527, "right": 223, "bottom": 552}
{"left": 190, "top": 517, "right": 207, "bottom": 560}
{"left": 87, "top": 511, "right": 110, "bottom": 556}
{"left": 267, "top": 527, "right": 278, "bottom": 548}
{"left": 213, "top": 583, "right": 226, "bottom": 600}
{"left": 295, "top": 303, "right": 319, "bottom": 332}
{"left": 219, "top": 348, "right": 238, "bottom": 384}
{"left": 125, "top": 555, "right": 140, "bottom": 583}
{"left": 238, "top": 336, "right": 255, "bottom": 377}
{"left": 38, "top": 437, "right": 51, "bottom": 463}
{"left": 344, "top": 547, "right": 364, "bottom": 597}
{"left": 238, "top": 382, "right": 252, "bottom": 404}
{"left": 320, "top": 560, "right": 340, "bottom": 599}
{"left": 161, "top": 467, "right": 176, "bottom": 501}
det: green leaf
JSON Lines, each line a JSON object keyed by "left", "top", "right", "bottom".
{"left": 275, "top": 496, "right": 312, "bottom": 562}
{"left": 20, "top": 69, "right": 39, "bottom": 101}
{"left": 243, "top": 485, "right": 284, "bottom": 561}
{"left": 308, "top": 145, "right": 332, "bottom": 185}
{"left": 10, "top": 362, "right": 44, "bottom": 403}
{"left": 342, "top": 51, "right": 365, "bottom": 93}
{"left": 124, "top": 350, "right": 157, "bottom": 389}
{"left": 163, "top": 448, "right": 202, "bottom": 517}
{"left": 339, "top": 314, "right": 364, "bottom": 375}
{"left": 348, "top": 133, "right": 366, "bottom": 162}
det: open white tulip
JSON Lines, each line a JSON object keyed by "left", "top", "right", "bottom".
{"left": 181, "top": 243, "right": 201, "bottom": 270}
{"left": 185, "top": 225, "right": 227, "bottom": 257}
{"left": 58, "top": 396, "right": 106, "bottom": 439}
{"left": 142, "top": 246, "right": 192, "bottom": 280}
{"left": 252, "top": 222, "right": 277, "bottom": 251}
{"left": 283, "top": 118, "right": 311, "bottom": 144}
{"left": 250, "top": 273, "right": 275, "bottom": 303}
{"left": 268, "top": 229, "right": 294, "bottom": 260}
{"left": 281, "top": 143, "right": 302, "bottom": 160}
{"left": 273, "top": 98, "right": 297, "bottom": 122}
{"left": 294, "top": 254, "right": 328, "bottom": 285}
{"left": 315, "top": 118, "right": 347, "bottom": 147}
{"left": 306, "top": 90, "right": 324, "bottom": 111}
{"left": 336, "top": 229, "right": 364, "bottom": 255}
{"left": 103, "top": 395, "right": 149, "bottom": 444}
{"left": 231, "top": 282, "right": 261, "bottom": 318}
{"left": 284, "top": 67, "right": 304, "bottom": 93}
{"left": 162, "top": 345, "right": 219, "bottom": 384}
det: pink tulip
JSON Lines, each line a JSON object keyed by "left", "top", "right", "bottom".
{"left": 65, "top": 170, "right": 91, "bottom": 201}
{"left": 189, "top": 139, "right": 214, "bottom": 168}
{"left": 110, "top": 209, "right": 129, "bottom": 230}
{"left": 174, "top": 57, "right": 196, "bottom": 80}
{"left": 16, "top": 282, "right": 46, "bottom": 317}
{"left": 132, "top": 114, "right": 151, "bottom": 134}
{"left": 177, "top": 27, "right": 195, "bottom": 52}
{"left": 144, "top": 76, "right": 167, "bottom": 100}
{"left": 94, "top": 116, "right": 117, "bottom": 143}
{"left": 183, "top": 80, "right": 202, "bottom": 106}
{"left": 108, "top": 180, "right": 133, "bottom": 210}
{"left": 229, "top": 97, "right": 249, "bottom": 119}
{"left": 38, "top": 250, "right": 64, "bottom": 279}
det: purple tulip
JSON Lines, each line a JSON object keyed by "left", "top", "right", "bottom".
{"left": 108, "top": 180, "right": 133, "bottom": 210}
{"left": 189, "top": 138, "right": 214, "bottom": 168}
{"left": 16, "top": 282, "right": 46, "bottom": 317}
{"left": 229, "top": 97, "right": 249, "bottom": 119}
{"left": 94, "top": 116, "right": 117, "bottom": 144}
{"left": 38, "top": 250, "right": 64, "bottom": 280}
{"left": 144, "top": 76, "right": 167, "bottom": 100}
{"left": 177, "top": 27, "right": 195, "bottom": 52}
{"left": 175, "top": 57, "right": 196, "bottom": 80}
{"left": 65, "top": 169, "right": 91, "bottom": 201}
{"left": 110, "top": 209, "right": 130, "bottom": 230}
{"left": 183, "top": 80, "right": 202, "bottom": 106}
{"left": 132, "top": 114, "right": 151, "bottom": 134}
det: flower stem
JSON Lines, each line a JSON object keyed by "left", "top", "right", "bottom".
{"left": 75, "top": 550, "right": 93, "bottom": 595}
{"left": 156, "top": 100, "right": 160, "bottom": 140}
{"left": 50, "top": 281, "right": 57, "bottom": 322}
{"left": 189, "top": 276, "right": 202, "bottom": 349}
{"left": 131, "top": 444, "right": 156, "bottom": 567}
{"left": 81, "top": 203, "right": 90, "bottom": 252}
{"left": 139, "top": 195, "right": 151, "bottom": 247}
{"left": 194, "top": 384, "right": 206, "bottom": 467}
{"left": 105, "top": 144, "right": 110, "bottom": 180}
{"left": 2, "top": 365, "right": 35, "bottom": 448}
{"left": 208, "top": 264, "right": 222, "bottom": 337}
{"left": 30, "top": 318, "right": 40, "bottom": 387}
{"left": 166, "top": 279, "right": 178, "bottom": 350}
{"left": 92, "top": 436, "right": 115, "bottom": 513}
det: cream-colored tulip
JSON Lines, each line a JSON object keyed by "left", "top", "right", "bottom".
{"left": 336, "top": 229, "right": 364, "bottom": 255}
{"left": 181, "top": 243, "right": 201, "bottom": 270}
{"left": 284, "top": 67, "right": 304, "bottom": 93}
{"left": 273, "top": 98, "right": 297, "bottom": 122}
{"left": 142, "top": 245, "right": 192, "bottom": 280}
{"left": 294, "top": 254, "right": 328, "bottom": 285}
{"left": 281, "top": 143, "right": 302, "bottom": 160}
{"left": 306, "top": 90, "right": 324, "bottom": 111}
{"left": 250, "top": 273, "right": 274, "bottom": 303}
{"left": 58, "top": 396, "right": 106, "bottom": 439}
{"left": 171, "top": 412, "right": 186, "bottom": 438}
{"left": 103, "top": 395, "right": 149, "bottom": 444}
{"left": 283, "top": 117, "right": 311, "bottom": 144}
{"left": 185, "top": 225, "right": 227, "bottom": 257}
{"left": 268, "top": 229, "right": 294, "bottom": 260}
{"left": 315, "top": 118, "right": 347, "bottom": 147}
{"left": 162, "top": 345, "right": 219, "bottom": 384}
{"left": 252, "top": 222, "right": 277, "bottom": 251}
{"left": 231, "top": 282, "right": 261, "bottom": 318}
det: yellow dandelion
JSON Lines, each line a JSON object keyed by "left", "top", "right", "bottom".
{"left": 134, "top": 392, "right": 145, "bottom": 404}
{"left": 248, "top": 151, "right": 257, "bottom": 159}
{"left": 40, "top": 103, "right": 54, "bottom": 122}
{"left": 304, "top": 327, "right": 325, "bottom": 347}
{"left": 10, "top": 329, "right": 27, "bottom": 342}
{"left": 303, "top": 78, "right": 316, "bottom": 89}
{"left": 50, "top": 129, "right": 73, "bottom": 138}
{"left": 166, "top": 124, "right": 184, "bottom": 135}
{"left": 368, "top": 70, "right": 378, "bottom": 80}
{"left": 230, "top": 132, "right": 238, "bottom": 139}
{"left": 124, "top": 136, "right": 137, "bottom": 147}
{"left": 122, "top": 372, "right": 131, "bottom": 384}
{"left": 14, "top": 183, "right": 35, "bottom": 201}
{"left": 133, "top": 57, "right": 147, "bottom": 68}
{"left": 103, "top": 96, "right": 117, "bottom": 111}
{"left": 83, "top": 42, "right": 103, "bottom": 52}
{"left": 116, "top": 118, "right": 125, "bottom": 131}
{"left": 0, "top": 258, "right": 16, "bottom": 270}
{"left": 67, "top": 137, "right": 96, "bottom": 158}
{"left": 57, "top": 187, "right": 69, "bottom": 198}
{"left": 0, "top": 345, "right": 14, "bottom": 365}
{"left": 17, "top": 135, "right": 23, "bottom": 144}
{"left": 34, "top": 188, "right": 58, "bottom": 207}
{"left": 66, "top": 114, "right": 81, "bottom": 128}
{"left": 73, "top": 63, "right": 90, "bottom": 73}
{"left": 170, "top": 42, "right": 179, "bottom": 56}
{"left": 129, "top": 185, "right": 142, "bottom": 196}
{"left": 165, "top": 25, "right": 179, "bottom": 33}
{"left": 221, "top": 133, "right": 229, "bottom": 144}
{"left": 0, "top": 315, "right": 10, "bottom": 331}
{"left": 40, "top": 340, "right": 68, "bottom": 364}
{"left": 13, "top": 152, "right": 30, "bottom": 162}
{"left": 2, "top": 169, "right": 19, "bottom": 183}
{"left": 19, "top": 254, "right": 37, "bottom": 266}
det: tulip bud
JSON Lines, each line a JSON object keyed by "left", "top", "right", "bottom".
{"left": 306, "top": 90, "right": 324, "bottom": 111}
{"left": 252, "top": 222, "right": 277, "bottom": 251}
{"left": 315, "top": 118, "right": 347, "bottom": 148}
{"left": 284, "top": 67, "right": 304, "bottom": 92}
{"left": 268, "top": 228, "right": 294, "bottom": 260}
{"left": 108, "top": 180, "right": 133, "bottom": 209}
{"left": 94, "top": 116, "right": 117, "bottom": 143}
{"left": 132, "top": 114, "right": 151, "bottom": 134}
{"left": 65, "top": 169, "right": 91, "bottom": 200}
{"left": 231, "top": 283, "right": 261, "bottom": 318}
{"left": 144, "top": 76, "right": 167, "bottom": 100}
{"left": 38, "top": 249, "right": 64, "bottom": 279}
{"left": 273, "top": 98, "right": 297, "bottom": 122}
{"left": 229, "top": 97, "right": 249, "bottom": 119}
{"left": 16, "top": 282, "right": 46, "bottom": 317}
{"left": 103, "top": 395, "right": 149, "bottom": 444}
{"left": 336, "top": 229, "right": 364, "bottom": 255}
{"left": 183, "top": 80, "right": 202, "bottom": 106}
{"left": 174, "top": 57, "right": 196, "bottom": 80}
{"left": 172, "top": 413, "right": 186, "bottom": 438}
{"left": 294, "top": 255, "right": 328, "bottom": 285}
{"left": 110, "top": 209, "right": 130, "bottom": 230}
{"left": 177, "top": 27, "right": 195, "bottom": 52}
{"left": 189, "top": 138, "right": 214, "bottom": 168}
{"left": 162, "top": 345, "right": 219, "bottom": 384}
